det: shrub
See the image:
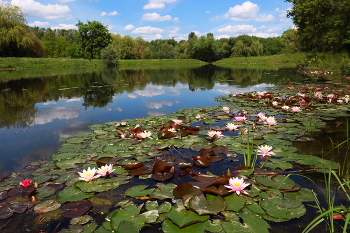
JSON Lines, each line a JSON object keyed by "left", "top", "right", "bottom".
{"left": 100, "top": 44, "right": 118, "bottom": 67}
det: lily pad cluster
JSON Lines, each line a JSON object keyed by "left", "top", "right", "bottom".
{"left": 0, "top": 82, "right": 348, "bottom": 232}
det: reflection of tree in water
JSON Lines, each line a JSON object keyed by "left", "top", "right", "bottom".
{"left": 0, "top": 66, "right": 305, "bottom": 128}
{"left": 0, "top": 79, "right": 48, "bottom": 128}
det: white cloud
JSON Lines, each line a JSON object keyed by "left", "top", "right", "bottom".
{"left": 217, "top": 25, "right": 257, "bottom": 34}
{"left": 164, "top": 26, "right": 180, "bottom": 33}
{"left": 131, "top": 26, "right": 164, "bottom": 34}
{"left": 146, "top": 101, "right": 174, "bottom": 109}
{"left": 143, "top": 0, "right": 177, "bottom": 10}
{"left": 51, "top": 24, "right": 77, "bottom": 30}
{"left": 27, "top": 21, "right": 50, "bottom": 27}
{"left": 173, "top": 17, "right": 179, "bottom": 23}
{"left": 251, "top": 32, "right": 280, "bottom": 38}
{"left": 215, "top": 35, "right": 230, "bottom": 39}
{"left": 224, "top": 1, "right": 259, "bottom": 21}
{"left": 124, "top": 24, "right": 136, "bottom": 30}
{"left": 142, "top": 13, "right": 172, "bottom": 21}
{"left": 101, "top": 11, "right": 118, "bottom": 17}
{"left": 206, "top": 11, "right": 211, "bottom": 14}
{"left": 224, "top": 1, "right": 274, "bottom": 22}
{"left": 34, "top": 107, "right": 79, "bottom": 125}
{"left": 11, "top": 0, "right": 71, "bottom": 20}
{"left": 57, "top": 0, "right": 76, "bottom": 2}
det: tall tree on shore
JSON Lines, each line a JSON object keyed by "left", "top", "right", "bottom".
{"left": 286, "top": 0, "right": 350, "bottom": 52}
{"left": 76, "top": 20, "right": 111, "bottom": 59}
{"left": 0, "top": 2, "right": 44, "bottom": 57}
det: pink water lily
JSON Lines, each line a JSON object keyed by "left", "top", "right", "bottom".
{"left": 257, "top": 145, "right": 275, "bottom": 157}
{"left": 97, "top": 164, "right": 115, "bottom": 176}
{"left": 226, "top": 123, "right": 238, "bottom": 131}
{"left": 172, "top": 119, "right": 183, "bottom": 125}
{"left": 266, "top": 116, "right": 277, "bottom": 126}
{"left": 291, "top": 106, "right": 302, "bottom": 113}
{"left": 235, "top": 116, "right": 246, "bottom": 122}
{"left": 224, "top": 177, "right": 250, "bottom": 195}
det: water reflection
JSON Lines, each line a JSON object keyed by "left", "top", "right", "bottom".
{"left": 0, "top": 65, "right": 304, "bottom": 172}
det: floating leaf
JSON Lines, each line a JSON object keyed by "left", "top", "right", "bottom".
{"left": 115, "top": 220, "right": 139, "bottom": 233}
{"left": 75, "top": 176, "right": 129, "bottom": 193}
{"left": 255, "top": 175, "right": 296, "bottom": 189}
{"left": 57, "top": 186, "right": 94, "bottom": 203}
{"left": 189, "top": 194, "right": 226, "bottom": 215}
{"left": 70, "top": 215, "right": 93, "bottom": 225}
{"left": 162, "top": 219, "right": 208, "bottom": 233}
{"left": 34, "top": 200, "right": 61, "bottom": 213}
{"left": 62, "top": 200, "right": 92, "bottom": 218}
{"left": 125, "top": 185, "right": 154, "bottom": 197}
{"left": 166, "top": 202, "right": 209, "bottom": 228}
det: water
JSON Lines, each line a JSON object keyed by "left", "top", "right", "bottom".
{"left": 0, "top": 65, "right": 303, "bottom": 173}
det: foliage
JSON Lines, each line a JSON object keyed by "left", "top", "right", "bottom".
{"left": 100, "top": 44, "right": 118, "bottom": 67}
{"left": 0, "top": 2, "right": 44, "bottom": 57}
{"left": 76, "top": 20, "right": 112, "bottom": 59}
{"left": 286, "top": 0, "right": 350, "bottom": 52}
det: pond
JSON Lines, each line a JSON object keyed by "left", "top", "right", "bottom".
{"left": 0, "top": 65, "right": 348, "bottom": 233}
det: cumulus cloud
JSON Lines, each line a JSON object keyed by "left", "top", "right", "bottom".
{"left": 142, "top": 13, "right": 172, "bottom": 21}
{"left": 11, "top": 0, "right": 72, "bottom": 20}
{"left": 27, "top": 21, "right": 50, "bottom": 27}
{"left": 217, "top": 25, "right": 257, "bottom": 34}
{"left": 164, "top": 26, "right": 180, "bottom": 34}
{"left": 224, "top": 1, "right": 274, "bottom": 22}
{"left": 264, "top": 26, "right": 281, "bottom": 33}
{"left": 146, "top": 101, "right": 174, "bottom": 109}
{"left": 51, "top": 24, "right": 77, "bottom": 30}
{"left": 131, "top": 26, "right": 164, "bottom": 34}
{"left": 143, "top": 0, "right": 177, "bottom": 10}
{"left": 101, "top": 11, "right": 118, "bottom": 17}
{"left": 124, "top": 24, "right": 136, "bottom": 30}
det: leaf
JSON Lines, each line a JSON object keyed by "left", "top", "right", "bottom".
{"left": 166, "top": 202, "right": 209, "bottom": 228}
{"left": 75, "top": 176, "right": 129, "bottom": 192}
{"left": 189, "top": 194, "right": 226, "bottom": 215}
{"left": 255, "top": 175, "right": 296, "bottom": 189}
{"left": 57, "top": 186, "right": 94, "bottom": 203}
{"left": 162, "top": 219, "right": 208, "bottom": 233}
{"left": 173, "top": 182, "right": 202, "bottom": 198}
{"left": 115, "top": 220, "right": 139, "bottom": 233}
{"left": 125, "top": 185, "right": 154, "bottom": 197}
{"left": 62, "top": 200, "right": 92, "bottom": 218}
{"left": 34, "top": 200, "right": 61, "bottom": 213}
{"left": 225, "top": 193, "right": 247, "bottom": 212}
{"left": 150, "top": 183, "right": 177, "bottom": 200}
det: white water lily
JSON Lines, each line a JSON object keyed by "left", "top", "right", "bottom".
{"left": 97, "top": 164, "right": 115, "bottom": 176}
{"left": 226, "top": 123, "right": 238, "bottom": 131}
{"left": 139, "top": 130, "right": 152, "bottom": 139}
{"left": 78, "top": 167, "right": 101, "bottom": 182}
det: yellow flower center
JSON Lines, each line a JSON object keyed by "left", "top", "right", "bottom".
{"left": 233, "top": 183, "right": 241, "bottom": 186}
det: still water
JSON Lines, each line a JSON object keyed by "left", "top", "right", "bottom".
{"left": 0, "top": 65, "right": 304, "bottom": 173}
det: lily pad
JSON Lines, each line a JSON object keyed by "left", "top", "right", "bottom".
{"left": 34, "top": 200, "right": 61, "bottom": 213}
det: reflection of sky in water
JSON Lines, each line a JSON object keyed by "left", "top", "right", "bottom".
{"left": 0, "top": 82, "right": 274, "bottom": 172}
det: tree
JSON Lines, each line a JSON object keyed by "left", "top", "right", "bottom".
{"left": 281, "top": 28, "right": 300, "bottom": 53}
{"left": 0, "top": 2, "right": 44, "bottom": 57}
{"left": 191, "top": 33, "right": 220, "bottom": 62}
{"left": 76, "top": 20, "right": 111, "bottom": 59}
{"left": 231, "top": 40, "right": 248, "bottom": 57}
{"left": 159, "top": 43, "right": 176, "bottom": 59}
{"left": 250, "top": 40, "right": 264, "bottom": 56}
{"left": 100, "top": 44, "right": 118, "bottom": 67}
{"left": 286, "top": 0, "right": 350, "bottom": 52}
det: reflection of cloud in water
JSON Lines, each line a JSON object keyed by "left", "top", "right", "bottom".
{"left": 56, "top": 120, "right": 92, "bottom": 139}
{"left": 135, "top": 89, "right": 165, "bottom": 97}
{"left": 64, "top": 97, "right": 82, "bottom": 102}
{"left": 34, "top": 106, "right": 79, "bottom": 125}
{"left": 128, "top": 93, "right": 138, "bottom": 99}
{"left": 146, "top": 100, "right": 176, "bottom": 109}
{"left": 216, "top": 84, "right": 274, "bottom": 94}
{"left": 147, "top": 111, "right": 167, "bottom": 116}
{"left": 106, "top": 107, "right": 123, "bottom": 111}
{"left": 42, "top": 101, "right": 57, "bottom": 105}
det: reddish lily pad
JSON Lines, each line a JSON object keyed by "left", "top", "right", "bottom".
{"left": 173, "top": 182, "right": 202, "bottom": 198}
{"left": 123, "top": 162, "right": 145, "bottom": 170}
{"left": 96, "top": 157, "right": 121, "bottom": 167}
{"left": 62, "top": 200, "right": 92, "bottom": 218}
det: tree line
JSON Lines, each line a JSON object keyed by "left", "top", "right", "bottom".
{"left": 1, "top": 1, "right": 349, "bottom": 63}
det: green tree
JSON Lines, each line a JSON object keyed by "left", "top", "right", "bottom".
{"left": 100, "top": 44, "right": 118, "bottom": 67}
{"left": 159, "top": 43, "right": 176, "bottom": 59}
{"left": 0, "top": 2, "right": 44, "bottom": 57}
{"left": 286, "top": 0, "right": 350, "bottom": 52}
{"left": 250, "top": 40, "right": 264, "bottom": 56}
{"left": 281, "top": 28, "right": 300, "bottom": 53}
{"left": 76, "top": 20, "right": 111, "bottom": 59}
{"left": 231, "top": 40, "right": 248, "bottom": 57}
{"left": 191, "top": 33, "right": 220, "bottom": 62}
{"left": 261, "top": 37, "right": 285, "bottom": 55}
{"left": 133, "top": 36, "right": 147, "bottom": 59}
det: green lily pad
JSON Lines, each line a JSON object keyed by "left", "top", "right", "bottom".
{"left": 125, "top": 185, "right": 154, "bottom": 197}
{"left": 189, "top": 194, "right": 226, "bottom": 215}
{"left": 166, "top": 202, "right": 209, "bottom": 228}
{"left": 57, "top": 186, "right": 94, "bottom": 203}
{"left": 162, "top": 219, "right": 208, "bottom": 233}
{"left": 255, "top": 175, "right": 296, "bottom": 189}
{"left": 225, "top": 193, "right": 248, "bottom": 212}
{"left": 75, "top": 177, "right": 129, "bottom": 193}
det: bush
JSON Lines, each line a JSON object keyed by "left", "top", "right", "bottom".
{"left": 100, "top": 44, "right": 118, "bottom": 67}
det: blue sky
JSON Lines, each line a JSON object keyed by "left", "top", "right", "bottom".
{"left": 2, "top": 0, "right": 294, "bottom": 41}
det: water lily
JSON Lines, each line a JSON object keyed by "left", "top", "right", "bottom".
{"left": 314, "top": 91, "right": 323, "bottom": 98}
{"left": 344, "top": 95, "right": 349, "bottom": 103}
{"left": 291, "top": 106, "right": 302, "bottom": 113}
{"left": 272, "top": 101, "right": 278, "bottom": 106}
{"left": 207, "top": 130, "right": 224, "bottom": 138}
{"left": 266, "top": 116, "right": 277, "bottom": 126}
{"left": 224, "top": 177, "right": 250, "bottom": 195}
{"left": 78, "top": 167, "right": 101, "bottom": 182}
{"left": 257, "top": 145, "right": 275, "bottom": 157}
{"left": 19, "top": 179, "right": 32, "bottom": 187}
{"left": 97, "top": 164, "right": 115, "bottom": 176}
{"left": 222, "top": 106, "right": 230, "bottom": 112}
{"left": 139, "top": 130, "right": 152, "bottom": 139}
{"left": 257, "top": 112, "right": 267, "bottom": 121}
{"left": 226, "top": 123, "right": 238, "bottom": 131}
{"left": 168, "top": 127, "right": 177, "bottom": 133}
{"left": 235, "top": 116, "right": 246, "bottom": 122}
{"left": 282, "top": 105, "right": 290, "bottom": 111}
{"left": 172, "top": 119, "right": 183, "bottom": 125}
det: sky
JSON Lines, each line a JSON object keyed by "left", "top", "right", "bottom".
{"left": 1, "top": 0, "right": 294, "bottom": 41}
